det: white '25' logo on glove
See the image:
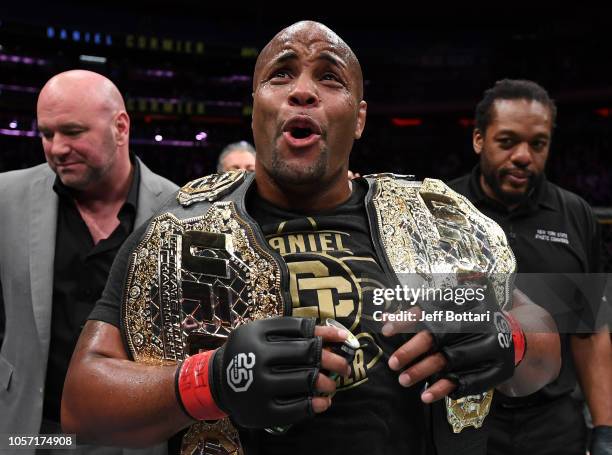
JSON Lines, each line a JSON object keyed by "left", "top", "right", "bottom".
{"left": 227, "top": 352, "right": 256, "bottom": 392}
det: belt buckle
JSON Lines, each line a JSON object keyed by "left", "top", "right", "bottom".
{"left": 445, "top": 390, "right": 494, "bottom": 433}
{"left": 181, "top": 420, "right": 242, "bottom": 455}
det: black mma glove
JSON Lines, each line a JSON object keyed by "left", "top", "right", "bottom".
{"left": 176, "top": 317, "right": 322, "bottom": 428}
{"left": 417, "top": 284, "right": 524, "bottom": 398}
{"left": 590, "top": 426, "right": 612, "bottom": 455}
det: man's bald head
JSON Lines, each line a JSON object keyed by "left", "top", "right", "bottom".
{"left": 254, "top": 21, "right": 364, "bottom": 101}
{"left": 36, "top": 70, "right": 132, "bottom": 192}
{"left": 38, "top": 70, "right": 126, "bottom": 119}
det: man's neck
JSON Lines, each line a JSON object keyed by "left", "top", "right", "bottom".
{"left": 75, "top": 160, "right": 133, "bottom": 211}
{"left": 73, "top": 161, "right": 134, "bottom": 244}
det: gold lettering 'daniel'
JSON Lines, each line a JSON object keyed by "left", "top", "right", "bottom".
{"left": 267, "top": 231, "right": 350, "bottom": 256}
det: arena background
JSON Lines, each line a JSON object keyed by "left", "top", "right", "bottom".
{"left": 1, "top": 3, "right": 611, "bottom": 270}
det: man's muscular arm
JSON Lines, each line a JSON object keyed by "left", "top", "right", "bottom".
{"left": 62, "top": 321, "right": 189, "bottom": 447}
{"left": 62, "top": 320, "right": 350, "bottom": 447}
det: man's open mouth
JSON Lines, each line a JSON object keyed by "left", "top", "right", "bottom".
{"left": 290, "top": 127, "right": 315, "bottom": 139}
{"left": 281, "top": 116, "right": 322, "bottom": 148}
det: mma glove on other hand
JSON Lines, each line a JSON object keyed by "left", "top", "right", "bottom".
{"left": 590, "top": 425, "right": 612, "bottom": 455}
{"left": 417, "top": 284, "right": 524, "bottom": 398}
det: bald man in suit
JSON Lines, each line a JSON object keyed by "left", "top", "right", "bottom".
{"left": 0, "top": 70, "right": 177, "bottom": 454}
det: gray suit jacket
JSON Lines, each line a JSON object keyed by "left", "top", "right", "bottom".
{"left": 0, "top": 159, "right": 177, "bottom": 455}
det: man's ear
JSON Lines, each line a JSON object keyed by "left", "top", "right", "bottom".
{"left": 473, "top": 128, "right": 484, "bottom": 155}
{"left": 114, "top": 111, "right": 130, "bottom": 147}
{"left": 354, "top": 100, "right": 367, "bottom": 140}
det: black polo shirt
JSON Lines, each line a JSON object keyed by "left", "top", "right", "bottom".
{"left": 449, "top": 165, "right": 603, "bottom": 401}
{"left": 42, "top": 158, "right": 140, "bottom": 423}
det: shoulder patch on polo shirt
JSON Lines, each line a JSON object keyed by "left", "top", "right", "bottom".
{"left": 534, "top": 229, "right": 569, "bottom": 244}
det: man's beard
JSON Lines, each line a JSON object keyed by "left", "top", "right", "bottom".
{"left": 482, "top": 164, "right": 542, "bottom": 206}
{"left": 269, "top": 145, "right": 329, "bottom": 188}
{"left": 56, "top": 130, "right": 117, "bottom": 191}
{"left": 59, "top": 165, "right": 105, "bottom": 191}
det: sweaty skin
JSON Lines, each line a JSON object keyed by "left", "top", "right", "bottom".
{"left": 252, "top": 21, "right": 367, "bottom": 212}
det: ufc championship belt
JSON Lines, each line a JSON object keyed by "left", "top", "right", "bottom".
{"left": 369, "top": 174, "right": 516, "bottom": 433}
{"left": 122, "top": 171, "right": 284, "bottom": 455}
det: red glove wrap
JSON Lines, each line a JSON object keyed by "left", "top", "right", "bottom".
{"left": 504, "top": 312, "right": 527, "bottom": 366}
{"left": 177, "top": 350, "right": 227, "bottom": 421}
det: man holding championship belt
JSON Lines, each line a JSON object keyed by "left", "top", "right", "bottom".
{"left": 62, "top": 21, "right": 561, "bottom": 455}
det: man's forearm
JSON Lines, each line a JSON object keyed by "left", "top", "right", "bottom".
{"left": 496, "top": 289, "right": 561, "bottom": 396}
{"left": 62, "top": 322, "right": 192, "bottom": 447}
{"left": 63, "top": 319, "right": 349, "bottom": 447}
{"left": 571, "top": 329, "right": 612, "bottom": 426}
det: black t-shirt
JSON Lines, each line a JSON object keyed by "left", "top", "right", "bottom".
{"left": 89, "top": 179, "right": 428, "bottom": 455}
{"left": 449, "top": 166, "right": 604, "bottom": 401}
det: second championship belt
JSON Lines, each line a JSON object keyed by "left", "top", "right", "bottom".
{"left": 370, "top": 175, "right": 516, "bottom": 433}
{"left": 122, "top": 172, "right": 285, "bottom": 455}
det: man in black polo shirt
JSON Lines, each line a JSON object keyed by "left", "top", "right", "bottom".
{"left": 449, "top": 79, "right": 612, "bottom": 455}
{"left": 0, "top": 70, "right": 177, "bottom": 454}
